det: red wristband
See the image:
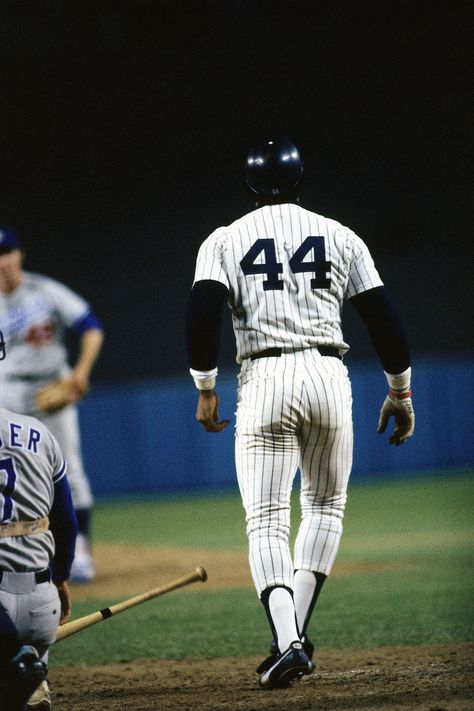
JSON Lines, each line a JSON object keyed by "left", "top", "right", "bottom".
{"left": 389, "top": 388, "right": 412, "bottom": 400}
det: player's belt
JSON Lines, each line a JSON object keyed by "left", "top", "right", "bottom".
{"left": 250, "top": 346, "right": 342, "bottom": 361}
{"left": 8, "top": 372, "right": 59, "bottom": 382}
{"left": 0, "top": 569, "right": 51, "bottom": 584}
{"left": 0, "top": 516, "right": 49, "bottom": 538}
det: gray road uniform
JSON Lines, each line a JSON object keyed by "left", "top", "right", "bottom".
{"left": 0, "top": 407, "right": 77, "bottom": 662}
{"left": 0, "top": 271, "right": 95, "bottom": 510}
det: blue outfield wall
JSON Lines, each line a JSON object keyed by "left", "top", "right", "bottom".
{"left": 78, "top": 354, "right": 473, "bottom": 498}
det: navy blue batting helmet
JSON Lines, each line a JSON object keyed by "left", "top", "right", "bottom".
{"left": 245, "top": 136, "right": 304, "bottom": 198}
{"left": 0, "top": 226, "right": 21, "bottom": 251}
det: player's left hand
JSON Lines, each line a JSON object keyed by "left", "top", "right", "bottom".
{"left": 70, "top": 369, "right": 90, "bottom": 399}
{"left": 196, "top": 390, "right": 230, "bottom": 432}
{"left": 55, "top": 581, "right": 72, "bottom": 624}
{"left": 377, "top": 390, "right": 415, "bottom": 445}
{"left": 36, "top": 376, "right": 85, "bottom": 414}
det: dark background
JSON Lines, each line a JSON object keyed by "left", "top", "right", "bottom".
{"left": 1, "top": 1, "right": 472, "bottom": 381}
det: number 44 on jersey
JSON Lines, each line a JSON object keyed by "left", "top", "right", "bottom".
{"left": 240, "top": 236, "right": 331, "bottom": 291}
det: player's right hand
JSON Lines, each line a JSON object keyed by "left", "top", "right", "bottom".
{"left": 377, "top": 390, "right": 415, "bottom": 445}
{"left": 196, "top": 391, "right": 230, "bottom": 432}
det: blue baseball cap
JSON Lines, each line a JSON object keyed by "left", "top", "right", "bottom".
{"left": 0, "top": 227, "right": 21, "bottom": 251}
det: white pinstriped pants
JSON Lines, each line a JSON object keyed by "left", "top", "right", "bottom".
{"left": 235, "top": 350, "right": 353, "bottom": 597}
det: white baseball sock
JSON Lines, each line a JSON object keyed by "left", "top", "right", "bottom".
{"left": 268, "top": 587, "right": 300, "bottom": 653}
{"left": 293, "top": 569, "right": 317, "bottom": 635}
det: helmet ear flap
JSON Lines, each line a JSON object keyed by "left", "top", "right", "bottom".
{"left": 245, "top": 137, "right": 303, "bottom": 199}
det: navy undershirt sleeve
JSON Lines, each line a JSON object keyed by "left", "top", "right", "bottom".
{"left": 349, "top": 286, "right": 410, "bottom": 374}
{"left": 186, "top": 281, "right": 409, "bottom": 375}
{"left": 185, "top": 280, "right": 229, "bottom": 371}
{"left": 49, "top": 476, "right": 78, "bottom": 583}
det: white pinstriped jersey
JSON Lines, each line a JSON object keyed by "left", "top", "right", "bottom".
{"left": 0, "top": 271, "right": 90, "bottom": 379}
{"left": 0, "top": 408, "right": 66, "bottom": 572}
{"left": 193, "top": 203, "right": 383, "bottom": 362}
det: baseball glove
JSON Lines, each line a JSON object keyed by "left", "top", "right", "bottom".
{"left": 36, "top": 377, "right": 88, "bottom": 414}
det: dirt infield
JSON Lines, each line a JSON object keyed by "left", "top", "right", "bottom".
{"left": 52, "top": 544, "right": 472, "bottom": 709}
{"left": 49, "top": 643, "right": 473, "bottom": 710}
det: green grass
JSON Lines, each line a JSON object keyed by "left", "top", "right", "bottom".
{"left": 93, "top": 491, "right": 248, "bottom": 549}
{"left": 51, "top": 471, "right": 474, "bottom": 667}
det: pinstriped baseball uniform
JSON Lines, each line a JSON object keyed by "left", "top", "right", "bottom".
{"left": 0, "top": 271, "right": 93, "bottom": 510}
{"left": 193, "top": 203, "right": 383, "bottom": 595}
{"left": 194, "top": 204, "right": 382, "bottom": 361}
{"left": 0, "top": 408, "right": 66, "bottom": 658}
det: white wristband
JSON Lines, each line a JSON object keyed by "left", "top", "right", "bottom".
{"left": 384, "top": 367, "right": 411, "bottom": 392}
{"left": 190, "top": 367, "right": 217, "bottom": 391}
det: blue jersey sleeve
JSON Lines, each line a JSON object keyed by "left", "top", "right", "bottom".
{"left": 49, "top": 475, "right": 78, "bottom": 583}
{"left": 71, "top": 310, "right": 104, "bottom": 334}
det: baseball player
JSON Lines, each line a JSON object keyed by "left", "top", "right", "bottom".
{"left": 186, "top": 137, "right": 415, "bottom": 688}
{"left": 0, "top": 328, "right": 78, "bottom": 710}
{"left": 0, "top": 226, "right": 104, "bottom": 582}
{"left": 0, "top": 601, "right": 48, "bottom": 711}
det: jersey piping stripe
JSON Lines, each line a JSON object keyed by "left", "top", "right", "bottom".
{"left": 52, "top": 458, "right": 67, "bottom": 483}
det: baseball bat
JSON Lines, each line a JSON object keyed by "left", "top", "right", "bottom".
{"left": 55, "top": 566, "right": 207, "bottom": 643}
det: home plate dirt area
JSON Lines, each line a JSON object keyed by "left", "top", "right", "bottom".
{"left": 49, "top": 643, "right": 473, "bottom": 710}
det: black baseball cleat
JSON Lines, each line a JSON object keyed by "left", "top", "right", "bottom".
{"left": 2, "top": 645, "right": 47, "bottom": 711}
{"left": 301, "top": 636, "right": 315, "bottom": 672}
{"left": 257, "top": 635, "right": 316, "bottom": 675}
{"left": 258, "top": 641, "right": 312, "bottom": 688}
